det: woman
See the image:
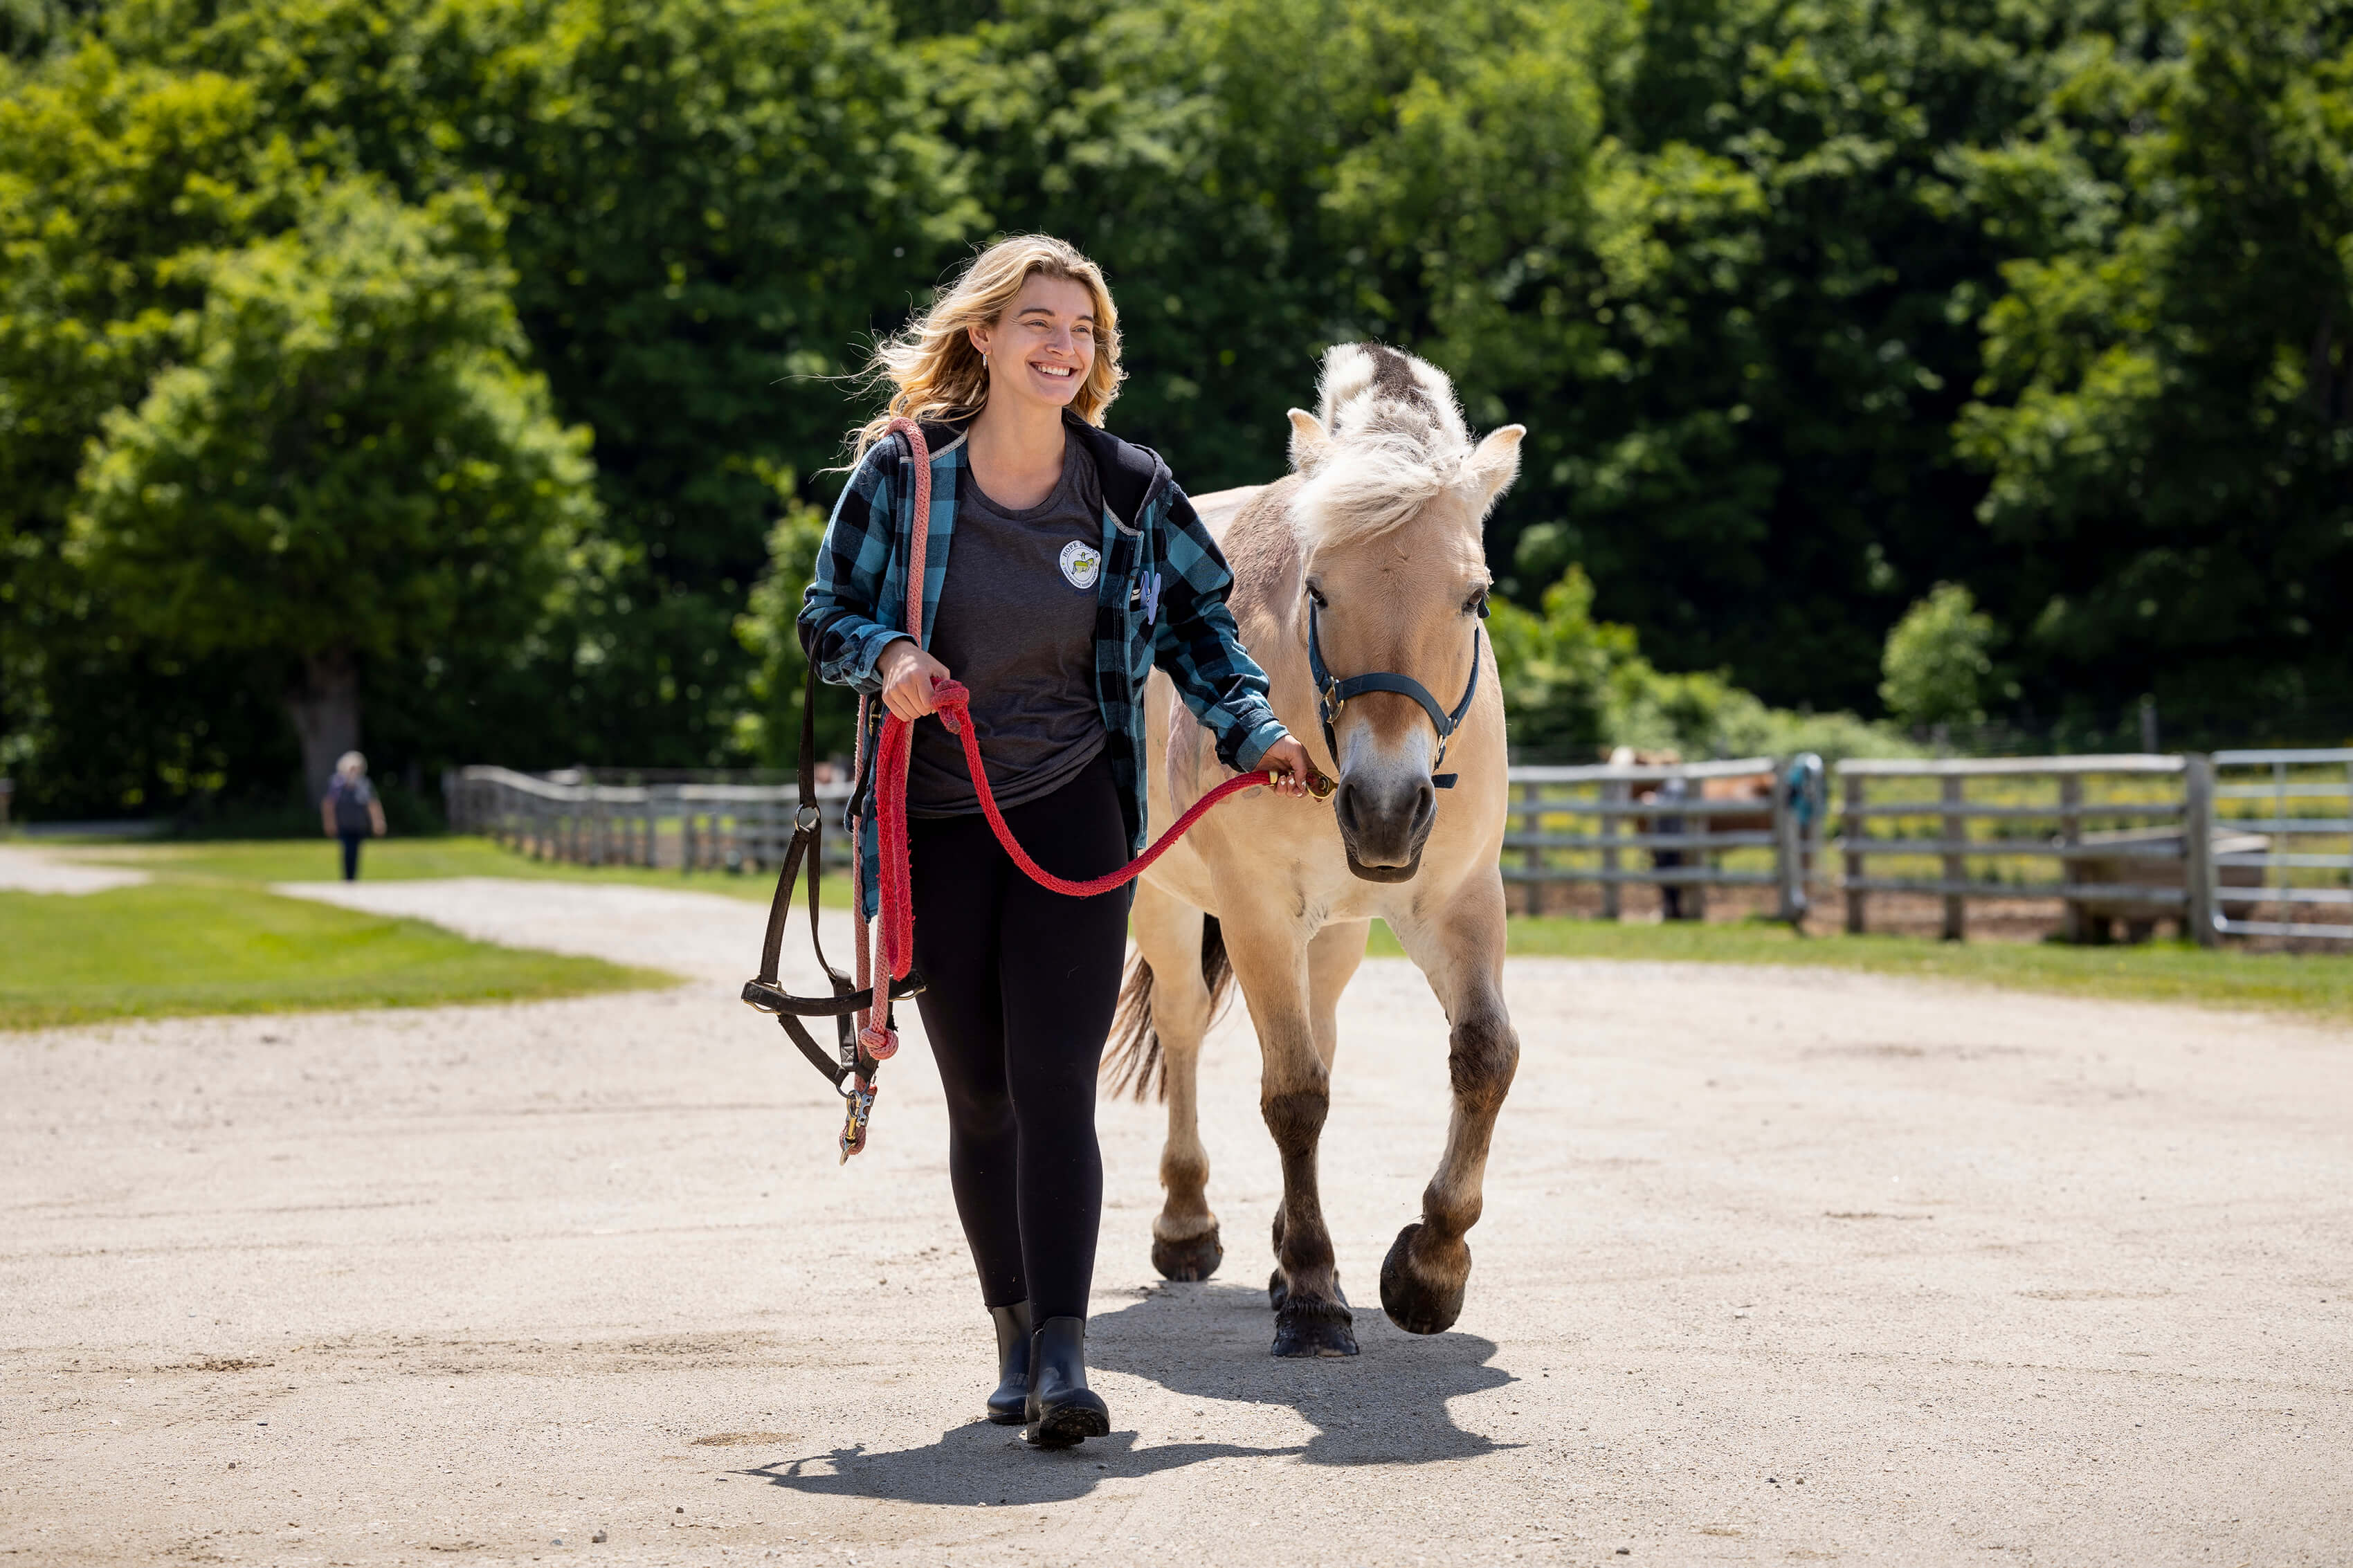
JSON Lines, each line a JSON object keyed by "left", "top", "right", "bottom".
{"left": 799, "top": 236, "right": 1316, "bottom": 1449}
{"left": 320, "top": 751, "right": 387, "bottom": 881}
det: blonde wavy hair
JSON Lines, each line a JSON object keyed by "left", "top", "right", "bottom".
{"left": 852, "top": 235, "right": 1123, "bottom": 460}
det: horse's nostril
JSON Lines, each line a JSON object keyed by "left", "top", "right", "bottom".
{"left": 1333, "top": 782, "right": 1362, "bottom": 837}
{"left": 1412, "top": 782, "right": 1437, "bottom": 831}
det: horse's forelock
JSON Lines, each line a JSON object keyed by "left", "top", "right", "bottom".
{"left": 1293, "top": 344, "right": 1478, "bottom": 550}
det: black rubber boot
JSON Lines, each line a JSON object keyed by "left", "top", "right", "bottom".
{"left": 985, "top": 1302, "right": 1033, "bottom": 1425}
{"left": 1022, "top": 1315, "right": 1110, "bottom": 1449}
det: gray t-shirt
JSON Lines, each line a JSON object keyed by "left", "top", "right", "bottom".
{"left": 904, "top": 437, "right": 1108, "bottom": 817}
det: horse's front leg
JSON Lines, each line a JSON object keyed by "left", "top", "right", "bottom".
{"left": 1382, "top": 870, "right": 1519, "bottom": 1335}
{"left": 1219, "top": 889, "right": 1357, "bottom": 1357}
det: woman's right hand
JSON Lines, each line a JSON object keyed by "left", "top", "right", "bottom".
{"left": 875, "top": 637, "right": 951, "bottom": 722}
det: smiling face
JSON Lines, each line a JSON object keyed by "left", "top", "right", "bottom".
{"left": 968, "top": 272, "right": 1099, "bottom": 416}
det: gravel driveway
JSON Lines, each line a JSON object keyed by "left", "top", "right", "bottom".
{"left": 3, "top": 877, "right": 2348, "bottom": 1565}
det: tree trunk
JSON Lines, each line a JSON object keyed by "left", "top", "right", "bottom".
{"left": 286, "top": 650, "right": 361, "bottom": 808}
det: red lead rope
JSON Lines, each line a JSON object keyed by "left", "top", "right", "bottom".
{"left": 871, "top": 679, "right": 1282, "bottom": 982}
{"left": 836, "top": 415, "right": 1299, "bottom": 1161}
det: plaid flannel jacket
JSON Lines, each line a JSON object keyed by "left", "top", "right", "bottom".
{"left": 799, "top": 413, "right": 1288, "bottom": 920}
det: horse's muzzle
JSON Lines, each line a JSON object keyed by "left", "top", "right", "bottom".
{"left": 1334, "top": 774, "right": 1436, "bottom": 882}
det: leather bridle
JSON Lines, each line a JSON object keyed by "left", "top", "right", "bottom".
{"left": 1306, "top": 595, "right": 1484, "bottom": 791}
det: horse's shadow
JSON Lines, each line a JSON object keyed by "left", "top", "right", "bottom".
{"left": 752, "top": 1282, "right": 1517, "bottom": 1508}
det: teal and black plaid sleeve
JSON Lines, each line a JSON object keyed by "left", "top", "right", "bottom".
{"left": 798, "top": 441, "right": 908, "bottom": 695}
{"left": 1151, "top": 486, "right": 1288, "bottom": 772}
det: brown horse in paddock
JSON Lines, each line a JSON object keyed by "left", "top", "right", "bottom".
{"left": 1105, "top": 344, "right": 1524, "bottom": 1357}
{"left": 1609, "top": 746, "right": 1774, "bottom": 920}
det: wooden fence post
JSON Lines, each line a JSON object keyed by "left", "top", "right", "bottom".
{"left": 1941, "top": 774, "right": 1966, "bottom": 942}
{"left": 1686, "top": 809, "right": 1709, "bottom": 923}
{"left": 1843, "top": 770, "right": 1867, "bottom": 934}
{"left": 1522, "top": 781, "right": 1545, "bottom": 916}
{"left": 2059, "top": 774, "right": 2084, "bottom": 942}
{"left": 2183, "top": 754, "right": 2217, "bottom": 948}
{"left": 1599, "top": 778, "right": 1624, "bottom": 922}
{"left": 1773, "top": 767, "right": 1799, "bottom": 924}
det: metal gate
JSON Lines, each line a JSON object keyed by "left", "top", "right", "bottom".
{"left": 2203, "top": 748, "right": 2353, "bottom": 941}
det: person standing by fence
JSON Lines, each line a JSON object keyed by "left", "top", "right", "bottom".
{"left": 321, "top": 751, "right": 386, "bottom": 880}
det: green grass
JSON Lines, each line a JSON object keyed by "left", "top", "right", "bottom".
{"left": 35, "top": 834, "right": 2348, "bottom": 1028}
{"left": 0, "top": 880, "right": 671, "bottom": 1030}
{"left": 63, "top": 835, "right": 835, "bottom": 904}
{"left": 1369, "top": 914, "right": 2353, "bottom": 1024}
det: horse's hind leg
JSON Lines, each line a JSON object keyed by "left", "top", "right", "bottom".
{"left": 1382, "top": 873, "right": 1519, "bottom": 1335}
{"left": 1132, "top": 882, "right": 1224, "bottom": 1282}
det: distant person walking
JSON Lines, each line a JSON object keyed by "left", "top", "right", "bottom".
{"left": 321, "top": 751, "right": 386, "bottom": 880}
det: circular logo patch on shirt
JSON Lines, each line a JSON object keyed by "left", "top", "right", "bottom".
{"left": 1059, "top": 540, "right": 1102, "bottom": 590}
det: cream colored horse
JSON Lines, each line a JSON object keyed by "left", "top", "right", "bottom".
{"left": 1108, "top": 344, "right": 1523, "bottom": 1356}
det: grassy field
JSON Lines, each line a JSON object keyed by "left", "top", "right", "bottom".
{"left": 60, "top": 834, "right": 812, "bottom": 901}
{"left": 0, "top": 840, "right": 678, "bottom": 1030}
{"left": 28, "top": 833, "right": 2353, "bottom": 1029}
{"left": 1372, "top": 914, "right": 2353, "bottom": 1023}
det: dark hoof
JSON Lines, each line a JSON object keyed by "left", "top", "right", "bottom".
{"left": 1271, "top": 1293, "right": 1358, "bottom": 1358}
{"left": 1379, "top": 1221, "right": 1466, "bottom": 1335}
{"left": 1152, "top": 1229, "right": 1223, "bottom": 1282}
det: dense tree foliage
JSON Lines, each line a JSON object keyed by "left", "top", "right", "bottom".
{"left": 1952, "top": 0, "right": 2353, "bottom": 738}
{"left": 3, "top": 0, "right": 2345, "bottom": 815}
{"left": 66, "top": 180, "right": 597, "bottom": 799}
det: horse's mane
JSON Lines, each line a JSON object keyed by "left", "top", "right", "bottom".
{"left": 1291, "top": 343, "right": 1478, "bottom": 548}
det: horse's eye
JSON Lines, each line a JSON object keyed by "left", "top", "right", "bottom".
{"left": 1306, "top": 583, "right": 1328, "bottom": 609}
{"left": 1466, "top": 590, "right": 1490, "bottom": 619}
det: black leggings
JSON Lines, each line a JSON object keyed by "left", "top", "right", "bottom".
{"left": 907, "top": 751, "right": 1133, "bottom": 1322}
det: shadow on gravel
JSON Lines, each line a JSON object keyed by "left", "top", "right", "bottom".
{"left": 751, "top": 1281, "right": 1518, "bottom": 1508}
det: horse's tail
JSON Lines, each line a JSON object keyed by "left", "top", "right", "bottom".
{"left": 1105, "top": 915, "right": 1234, "bottom": 1104}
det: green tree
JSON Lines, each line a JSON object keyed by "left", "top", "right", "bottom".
{"left": 1489, "top": 565, "right": 1910, "bottom": 761}
{"left": 0, "top": 46, "right": 314, "bottom": 814}
{"left": 729, "top": 486, "right": 853, "bottom": 767}
{"left": 1879, "top": 581, "right": 1997, "bottom": 729}
{"left": 109, "top": 0, "right": 976, "bottom": 767}
{"left": 65, "top": 180, "right": 598, "bottom": 800}
{"left": 1953, "top": 0, "right": 2353, "bottom": 736}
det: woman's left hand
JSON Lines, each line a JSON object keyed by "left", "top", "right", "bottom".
{"left": 1257, "top": 735, "right": 1327, "bottom": 801}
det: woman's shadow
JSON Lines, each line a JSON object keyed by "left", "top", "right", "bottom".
{"left": 751, "top": 1281, "right": 1518, "bottom": 1509}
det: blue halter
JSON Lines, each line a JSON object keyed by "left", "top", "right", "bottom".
{"left": 1306, "top": 596, "right": 1484, "bottom": 790}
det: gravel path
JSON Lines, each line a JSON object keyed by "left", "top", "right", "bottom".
{"left": 4, "top": 877, "right": 2350, "bottom": 1565}
{"left": 0, "top": 844, "right": 149, "bottom": 894}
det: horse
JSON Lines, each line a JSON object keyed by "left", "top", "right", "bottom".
{"left": 1608, "top": 746, "right": 1776, "bottom": 920}
{"left": 1105, "top": 343, "right": 1525, "bottom": 1357}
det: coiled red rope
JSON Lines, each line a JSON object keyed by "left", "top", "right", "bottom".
{"left": 871, "top": 680, "right": 1282, "bottom": 982}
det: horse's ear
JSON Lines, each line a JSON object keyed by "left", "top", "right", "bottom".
{"left": 1287, "top": 408, "right": 1329, "bottom": 474}
{"left": 1462, "top": 423, "right": 1525, "bottom": 511}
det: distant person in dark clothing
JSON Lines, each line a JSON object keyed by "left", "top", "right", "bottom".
{"left": 321, "top": 751, "right": 386, "bottom": 880}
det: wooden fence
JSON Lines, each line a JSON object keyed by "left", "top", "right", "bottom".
{"left": 1833, "top": 754, "right": 2195, "bottom": 942}
{"left": 444, "top": 766, "right": 855, "bottom": 873}
{"left": 449, "top": 750, "right": 2347, "bottom": 947}
{"left": 1503, "top": 758, "right": 1812, "bottom": 921}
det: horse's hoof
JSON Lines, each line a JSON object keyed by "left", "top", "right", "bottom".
{"left": 1152, "top": 1230, "right": 1224, "bottom": 1282}
{"left": 1379, "top": 1221, "right": 1468, "bottom": 1335}
{"left": 1271, "top": 1294, "right": 1358, "bottom": 1358}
